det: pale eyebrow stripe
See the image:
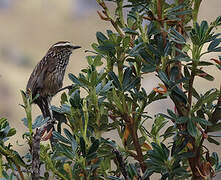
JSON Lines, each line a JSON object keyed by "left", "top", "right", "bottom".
{"left": 53, "top": 42, "right": 72, "bottom": 47}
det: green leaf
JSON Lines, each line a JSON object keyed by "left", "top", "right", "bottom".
{"left": 71, "top": 138, "right": 78, "bottom": 155}
{"left": 207, "top": 123, "right": 221, "bottom": 132}
{"left": 207, "top": 136, "right": 220, "bottom": 145}
{"left": 98, "top": 40, "right": 116, "bottom": 55}
{"left": 171, "top": 85, "right": 188, "bottom": 104}
{"left": 78, "top": 77, "right": 91, "bottom": 87}
{"left": 7, "top": 128, "right": 16, "bottom": 137}
{"left": 187, "top": 119, "right": 197, "bottom": 137}
{"left": 68, "top": 73, "right": 84, "bottom": 87}
{"left": 208, "top": 47, "right": 221, "bottom": 52}
{"left": 108, "top": 71, "right": 121, "bottom": 90}
{"left": 51, "top": 105, "right": 66, "bottom": 114}
{"left": 161, "top": 143, "right": 169, "bottom": 159}
{"left": 141, "top": 64, "right": 156, "bottom": 73}
{"left": 32, "top": 116, "right": 50, "bottom": 129}
{"left": 112, "top": 89, "right": 123, "bottom": 113}
{"left": 158, "top": 71, "right": 169, "bottom": 85}
{"left": 200, "top": 21, "right": 209, "bottom": 37}
{"left": 61, "top": 92, "right": 68, "bottom": 104}
{"left": 97, "top": 72, "right": 107, "bottom": 83}
{"left": 123, "top": 77, "right": 140, "bottom": 92}
{"left": 159, "top": 113, "right": 174, "bottom": 121}
{"left": 63, "top": 129, "right": 77, "bottom": 154}
{"left": 192, "top": 117, "right": 212, "bottom": 126}
{"left": 87, "top": 139, "right": 100, "bottom": 155}
{"left": 169, "top": 27, "right": 186, "bottom": 44}
{"left": 91, "top": 43, "right": 100, "bottom": 52}
{"left": 13, "top": 151, "right": 27, "bottom": 167}
{"left": 169, "top": 9, "right": 192, "bottom": 16}
{"left": 170, "top": 66, "right": 179, "bottom": 82}
{"left": 96, "top": 31, "right": 108, "bottom": 44}
{"left": 63, "top": 128, "right": 73, "bottom": 141}
{"left": 123, "top": 36, "right": 130, "bottom": 48}
{"left": 122, "top": 67, "right": 132, "bottom": 89}
{"left": 56, "top": 143, "right": 75, "bottom": 159}
{"left": 192, "top": 90, "right": 218, "bottom": 112}
{"left": 107, "top": 176, "right": 122, "bottom": 180}
{"left": 151, "top": 115, "right": 168, "bottom": 137}
{"left": 86, "top": 56, "right": 93, "bottom": 65}
{"left": 101, "top": 80, "right": 113, "bottom": 93}
{"left": 151, "top": 142, "right": 168, "bottom": 160}
{"left": 94, "top": 55, "right": 103, "bottom": 66}
{"left": 183, "top": 84, "right": 200, "bottom": 99}
{"left": 165, "top": 4, "right": 185, "bottom": 14}
{"left": 53, "top": 131, "right": 70, "bottom": 144}
{"left": 162, "top": 125, "right": 176, "bottom": 140}
{"left": 176, "top": 57, "right": 192, "bottom": 62}
{"left": 208, "top": 38, "right": 221, "bottom": 51}
{"left": 90, "top": 71, "right": 98, "bottom": 86}
{"left": 139, "top": 49, "right": 155, "bottom": 64}
{"left": 187, "top": 61, "right": 214, "bottom": 66}
{"left": 177, "top": 152, "right": 195, "bottom": 159}
{"left": 96, "top": 83, "right": 102, "bottom": 94}
{"left": 130, "top": 42, "right": 145, "bottom": 56}
{"left": 80, "top": 137, "right": 86, "bottom": 157}
{"left": 214, "top": 16, "right": 221, "bottom": 26}
{"left": 196, "top": 69, "right": 214, "bottom": 81}
{"left": 164, "top": 41, "right": 171, "bottom": 56}
{"left": 176, "top": 116, "right": 189, "bottom": 124}
{"left": 122, "top": 27, "right": 139, "bottom": 35}
{"left": 21, "top": 117, "right": 28, "bottom": 128}
{"left": 167, "top": 109, "right": 177, "bottom": 119}
{"left": 143, "top": 169, "right": 154, "bottom": 179}
{"left": 70, "top": 89, "right": 81, "bottom": 108}
{"left": 196, "top": 109, "right": 205, "bottom": 119}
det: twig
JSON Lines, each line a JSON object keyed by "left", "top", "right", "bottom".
{"left": 31, "top": 128, "right": 41, "bottom": 180}
{"left": 113, "top": 149, "right": 129, "bottom": 180}
{"left": 97, "top": 1, "right": 124, "bottom": 37}
{"left": 14, "top": 164, "right": 24, "bottom": 180}
{"left": 157, "top": 0, "right": 162, "bottom": 23}
{"left": 124, "top": 114, "right": 146, "bottom": 172}
{"left": 187, "top": 70, "right": 195, "bottom": 111}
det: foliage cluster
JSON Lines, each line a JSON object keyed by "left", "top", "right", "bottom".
{"left": 0, "top": 0, "right": 221, "bottom": 179}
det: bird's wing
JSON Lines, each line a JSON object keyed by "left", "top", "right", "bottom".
{"left": 26, "top": 60, "right": 45, "bottom": 96}
{"left": 26, "top": 56, "right": 58, "bottom": 96}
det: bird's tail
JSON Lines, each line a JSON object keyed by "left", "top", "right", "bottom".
{"left": 36, "top": 97, "right": 57, "bottom": 146}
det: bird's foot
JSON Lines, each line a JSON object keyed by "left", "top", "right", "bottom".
{"left": 41, "top": 127, "right": 53, "bottom": 141}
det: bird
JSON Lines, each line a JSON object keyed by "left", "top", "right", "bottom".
{"left": 26, "top": 41, "right": 81, "bottom": 144}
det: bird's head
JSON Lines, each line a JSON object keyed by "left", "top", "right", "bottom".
{"left": 46, "top": 41, "right": 81, "bottom": 60}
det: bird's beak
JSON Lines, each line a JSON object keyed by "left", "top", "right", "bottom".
{"left": 71, "top": 45, "right": 81, "bottom": 50}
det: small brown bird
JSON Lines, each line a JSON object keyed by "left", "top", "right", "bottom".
{"left": 26, "top": 41, "right": 81, "bottom": 141}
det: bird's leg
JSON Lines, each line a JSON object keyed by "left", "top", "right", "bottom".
{"left": 47, "top": 97, "right": 54, "bottom": 120}
{"left": 45, "top": 98, "right": 57, "bottom": 148}
{"left": 46, "top": 97, "right": 56, "bottom": 131}
{"left": 55, "top": 85, "right": 73, "bottom": 95}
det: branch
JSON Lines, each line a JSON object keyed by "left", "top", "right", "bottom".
{"left": 113, "top": 149, "right": 129, "bottom": 180}
{"left": 124, "top": 114, "right": 146, "bottom": 172}
{"left": 97, "top": 1, "right": 124, "bottom": 37}
{"left": 14, "top": 164, "right": 25, "bottom": 180}
{"left": 157, "top": 0, "right": 162, "bottom": 22}
{"left": 31, "top": 128, "right": 41, "bottom": 180}
{"left": 187, "top": 71, "right": 195, "bottom": 111}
